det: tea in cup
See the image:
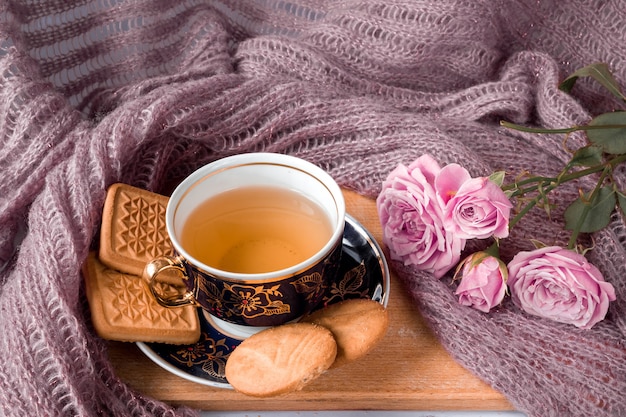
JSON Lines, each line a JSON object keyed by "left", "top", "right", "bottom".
{"left": 143, "top": 153, "right": 345, "bottom": 337}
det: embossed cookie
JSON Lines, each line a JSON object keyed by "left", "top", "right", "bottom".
{"left": 301, "top": 298, "right": 388, "bottom": 368}
{"left": 225, "top": 323, "right": 337, "bottom": 397}
{"left": 82, "top": 252, "right": 200, "bottom": 344}
{"left": 100, "top": 183, "right": 172, "bottom": 276}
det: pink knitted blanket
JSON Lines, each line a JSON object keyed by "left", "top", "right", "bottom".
{"left": 1, "top": 1, "right": 625, "bottom": 416}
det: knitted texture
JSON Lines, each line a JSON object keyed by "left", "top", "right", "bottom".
{"left": 1, "top": 1, "right": 625, "bottom": 416}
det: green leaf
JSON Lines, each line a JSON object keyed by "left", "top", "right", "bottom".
{"left": 564, "top": 186, "right": 616, "bottom": 233}
{"left": 569, "top": 145, "right": 604, "bottom": 167}
{"left": 559, "top": 63, "right": 626, "bottom": 102}
{"left": 489, "top": 171, "right": 506, "bottom": 187}
{"left": 586, "top": 112, "right": 626, "bottom": 154}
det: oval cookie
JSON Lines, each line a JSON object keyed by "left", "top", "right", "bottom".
{"left": 302, "top": 298, "right": 388, "bottom": 368}
{"left": 225, "top": 323, "right": 337, "bottom": 397}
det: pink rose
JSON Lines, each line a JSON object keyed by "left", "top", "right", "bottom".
{"left": 507, "top": 246, "right": 616, "bottom": 329}
{"left": 377, "top": 155, "right": 466, "bottom": 278}
{"left": 441, "top": 176, "right": 513, "bottom": 239}
{"left": 435, "top": 163, "right": 472, "bottom": 205}
{"left": 455, "top": 252, "right": 508, "bottom": 313}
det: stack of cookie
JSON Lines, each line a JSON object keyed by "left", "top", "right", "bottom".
{"left": 83, "top": 184, "right": 201, "bottom": 344}
{"left": 84, "top": 183, "right": 389, "bottom": 397}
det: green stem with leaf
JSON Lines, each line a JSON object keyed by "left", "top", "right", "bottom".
{"left": 502, "top": 154, "right": 626, "bottom": 247}
{"left": 566, "top": 167, "right": 610, "bottom": 249}
{"left": 500, "top": 121, "right": 626, "bottom": 135}
{"left": 498, "top": 62, "right": 626, "bottom": 252}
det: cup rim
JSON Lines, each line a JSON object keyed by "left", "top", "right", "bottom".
{"left": 166, "top": 152, "right": 346, "bottom": 281}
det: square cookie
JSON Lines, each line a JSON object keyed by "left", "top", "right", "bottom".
{"left": 82, "top": 252, "right": 200, "bottom": 344}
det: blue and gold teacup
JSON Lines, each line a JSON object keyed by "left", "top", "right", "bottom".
{"left": 143, "top": 153, "right": 345, "bottom": 337}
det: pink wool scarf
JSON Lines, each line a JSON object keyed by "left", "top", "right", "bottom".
{"left": 1, "top": 1, "right": 625, "bottom": 416}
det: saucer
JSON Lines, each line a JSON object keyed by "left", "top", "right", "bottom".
{"left": 136, "top": 214, "right": 390, "bottom": 389}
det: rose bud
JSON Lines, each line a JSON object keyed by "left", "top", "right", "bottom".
{"left": 454, "top": 251, "right": 508, "bottom": 313}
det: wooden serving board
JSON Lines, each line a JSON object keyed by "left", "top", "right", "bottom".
{"left": 106, "top": 189, "right": 514, "bottom": 411}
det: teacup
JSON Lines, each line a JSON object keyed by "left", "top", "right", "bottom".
{"left": 143, "top": 152, "right": 345, "bottom": 337}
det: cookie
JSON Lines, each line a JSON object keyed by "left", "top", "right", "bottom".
{"left": 99, "top": 183, "right": 173, "bottom": 276}
{"left": 82, "top": 252, "right": 200, "bottom": 344}
{"left": 301, "top": 298, "right": 388, "bottom": 368}
{"left": 225, "top": 323, "right": 337, "bottom": 397}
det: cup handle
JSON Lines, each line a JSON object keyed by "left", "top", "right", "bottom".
{"left": 143, "top": 255, "right": 196, "bottom": 308}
